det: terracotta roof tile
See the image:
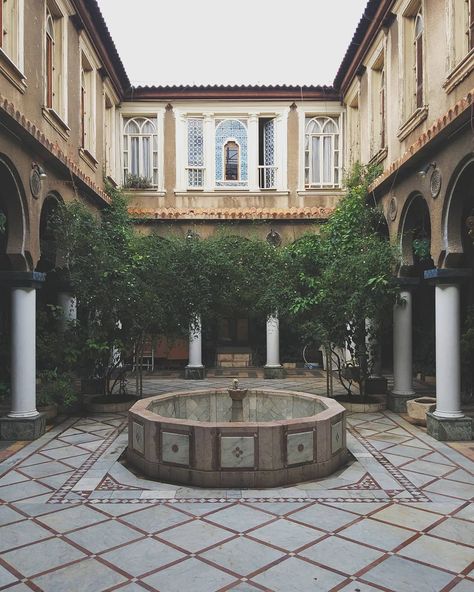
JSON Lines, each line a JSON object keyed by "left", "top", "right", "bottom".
{"left": 128, "top": 206, "right": 334, "bottom": 221}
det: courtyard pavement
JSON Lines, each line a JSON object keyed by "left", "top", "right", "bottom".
{"left": 0, "top": 378, "right": 472, "bottom": 592}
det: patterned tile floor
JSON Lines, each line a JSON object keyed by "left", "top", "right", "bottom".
{"left": 0, "top": 378, "right": 472, "bottom": 592}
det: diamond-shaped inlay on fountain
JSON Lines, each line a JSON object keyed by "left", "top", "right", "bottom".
{"left": 221, "top": 436, "right": 255, "bottom": 469}
{"left": 128, "top": 385, "right": 346, "bottom": 488}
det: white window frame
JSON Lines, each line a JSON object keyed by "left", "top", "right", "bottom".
{"left": 122, "top": 116, "right": 159, "bottom": 187}
{"left": 43, "top": 0, "right": 69, "bottom": 124}
{"left": 0, "top": 0, "right": 25, "bottom": 91}
{"left": 304, "top": 116, "right": 341, "bottom": 189}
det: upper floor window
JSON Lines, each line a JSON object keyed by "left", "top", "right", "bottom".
{"left": 468, "top": 0, "right": 474, "bottom": 50}
{"left": 123, "top": 117, "right": 158, "bottom": 188}
{"left": 414, "top": 10, "right": 424, "bottom": 109}
{"left": 45, "top": 10, "right": 54, "bottom": 108}
{"left": 304, "top": 116, "right": 340, "bottom": 188}
{"left": 104, "top": 93, "right": 115, "bottom": 179}
{"left": 80, "top": 52, "right": 95, "bottom": 155}
{"left": 1, "top": 0, "right": 20, "bottom": 65}
{"left": 370, "top": 51, "right": 386, "bottom": 158}
{"left": 347, "top": 94, "right": 360, "bottom": 166}
{"left": 187, "top": 118, "right": 204, "bottom": 188}
{"left": 215, "top": 119, "right": 248, "bottom": 187}
{"left": 224, "top": 140, "right": 239, "bottom": 181}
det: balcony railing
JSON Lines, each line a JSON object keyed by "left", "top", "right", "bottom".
{"left": 258, "top": 166, "right": 277, "bottom": 190}
{"left": 186, "top": 166, "right": 205, "bottom": 189}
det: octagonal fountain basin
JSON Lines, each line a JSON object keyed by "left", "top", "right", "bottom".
{"left": 127, "top": 389, "right": 347, "bottom": 489}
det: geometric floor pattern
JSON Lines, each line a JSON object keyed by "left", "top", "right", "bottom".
{"left": 0, "top": 379, "right": 472, "bottom": 591}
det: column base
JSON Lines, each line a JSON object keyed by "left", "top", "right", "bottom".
{"left": 264, "top": 366, "right": 286, "bottom": 379}
{"left": 426, "top": 412, "right": 472, "bottom": 441}
{"left": 387, "top": 391, "right": 417, "bottom": 412}
{"left": 185, "top": 366, "right": 205, "bottom": 380}
{"left": 0, "top": 413, "right": 46, "bottom": 441}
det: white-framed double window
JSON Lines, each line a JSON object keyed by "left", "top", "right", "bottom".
{"left": 304, "top": 116, "right": 340, "bottom": 188}
{"left": 123, "top": 117, "right": 158, "bottom": 187}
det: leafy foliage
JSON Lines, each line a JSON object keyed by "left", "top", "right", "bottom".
{"left": 287, "top": 162, "right": 398, "bottom": 397}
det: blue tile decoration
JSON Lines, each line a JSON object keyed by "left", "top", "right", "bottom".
{"left": 215, "top": 119, "right": 248, "bottom": 187}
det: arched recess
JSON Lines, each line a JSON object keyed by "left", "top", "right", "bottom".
{"left": 398, "top": 192, "right": 433, "bottom": 272}
{"left": 0, "top": 154, "right": 29, "bottom": 271}
{"left": 442, "top": 156, "right": 474, "bottom": 269}
{"left": 398, "top": 192, "right": 435, "bottom": 379}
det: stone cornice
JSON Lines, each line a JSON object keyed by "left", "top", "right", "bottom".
{"left": 128, "top": 206, "right": 334, "bottom": 221}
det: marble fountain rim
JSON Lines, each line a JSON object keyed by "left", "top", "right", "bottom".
{"left": 129, "top": 388, "right": 345, "bottom": 429}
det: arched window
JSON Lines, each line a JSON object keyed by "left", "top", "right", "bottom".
{"left": 224, "top": 140, "right": 239, "bottom": 181}
{"left": 414, "top": 9, "right": 424, "bottom": 109}
{"left": 123, "top": 117, "right": 158, "bottom": 187}
{"left": 46, "top": 10, "right": 54, "bottom": 109}
{"left": 305, "top": 116, "right": 340, "bottom": 188}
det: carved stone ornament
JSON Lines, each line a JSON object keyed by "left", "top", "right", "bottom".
{"left": 266, "top": 229, "right": 282, "bottom": 247}
{"left": 29, "top": 166, "right": 42, "bottom": 199}
{"left": 430, "top": 168, "right": 442, "bottom": 198}
{"left": 388, "top": 196, "right": 398, "bottom": 221}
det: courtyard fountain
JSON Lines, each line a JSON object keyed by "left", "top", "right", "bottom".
{"left": 128, "top": 380, "right": 347, "bottom": 488}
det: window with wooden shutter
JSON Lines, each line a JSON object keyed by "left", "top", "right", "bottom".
{"left": 46, "top": 11, "right": 54, "bottom": 109}
{"left": 414, "top": 10, "right": 424, "bottom": 109}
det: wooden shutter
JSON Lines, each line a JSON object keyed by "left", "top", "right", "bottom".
{"left": 81, "top": 83, "right": 85, "bottom": 147}
{"left": 380, "top": 71, "right": 386, "bottom": 148}
{"left": 469, "top": 0, "right": 474, "bottom": 50}
{"left": 416, "top": 34, "right": 423, "bottom": 109}
{"left": 46, "top": 35, "right": 53, "bottom": 108}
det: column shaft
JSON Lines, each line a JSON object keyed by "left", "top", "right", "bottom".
{"left": 434, "top": 283, "right": 463, "bottom": 419}
{"left": 265, "top": 315, "right": 281, "bottom": 367}
{"left": 187, "top": 317, "right": 203, "bottom": 368}
{"left": 9, "top": 287, "right": 38, "bottom": 418}
{"left": 58, "top": 292, "right": 77, "bottom": 326}
{"left": 392, "top": 289, "right": 415, "bottom": 396}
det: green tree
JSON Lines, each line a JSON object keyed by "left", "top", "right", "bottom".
{"left": 288, "top": 163, "right": 398, "bottom": 398}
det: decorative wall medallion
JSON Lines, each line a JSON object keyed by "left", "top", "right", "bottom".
{"left": 266, "top": 229, "right": 282, "bottom": 247}
{"left": 430, "top": 169, "right": 442, "bottom": 198}
{"left": 388, "top": 196, "right": 398, "bottom": 221}
{"left": 220, "top": 435, "right": 255, "bottom": 469}
{"left": 287, "top": 431, "right": 314, "bottom": 465}
{"left": 29, "top": 167, "right": 42, "bottom": 199}
{"left": 132, "top": 421, "right": 144, "bottom": 454}
{"left": 162, "top": 432, "right": 190, "bottom": 465}
{"left": 331, "top": 421, "right": 343, "bottom": 454}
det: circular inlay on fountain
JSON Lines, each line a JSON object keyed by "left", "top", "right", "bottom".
{"left": 127, "top": 386, "right": 347, "bottom": 488}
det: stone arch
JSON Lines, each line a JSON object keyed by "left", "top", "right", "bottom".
{"left": 441, "top": 155, "right": 474, "bottom": 268}
{"left": 398, "top": 192, "right": 432, "bottom": 272}
{"left": 0, "top": 154, "right": 30, "bottom": 271}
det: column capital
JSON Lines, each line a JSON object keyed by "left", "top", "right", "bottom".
{"left": 424, "top": 268, "right": 472, "bottom": 285}
{"left": 0, "top": 271, "right": 46, "bottom": 289}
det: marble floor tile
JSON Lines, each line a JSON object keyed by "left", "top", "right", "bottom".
{"left": 65, "top": 519, "right": 143, "bottom": 553}
{"left": 36, "top": 504, "right": 108, "bottom": 532}
{"left": 427, "top": 518, "right": 474, "bottom": 546}
{"left": 362, "top": 555, "right": 455, "bottom": 592}
{"left": 201, "top": 537, "right": 285, "bottom": 576}
{"left": 205, "top": 503, "right": 275, "bottom": 532}
{"left": 401, "top": 459, "right": 456, "bottom": 477}
{"left": 289, "top": 503, "right": 359, "bottom": 532}
{"left": 100, "top": 537, "right": 186, "bottom": 577}
{"left": 300, "top": 535, "right": 384, "bottom": 574}
{"left": 399, "top": 534, "right": 474, "bottom": 573}
{"left": 0, "top": 565, "right": 18, "bottom": 588}
{"left": 158, "top": 519, "right": 234, "bottom": 553}
{"left": 338, "top": 518, "right": 414, "bottom": 551}
{"left": 424, "top": 479, "right": 474, "bottom": 500}
{"left": 0, "top": 479, "right": 52, "bottom": 502}
{"left": 253, "top": 556, "right": 346, "bottom": 591}
{"left": 370, "top": 504, "right": 441, "bottom": 530}
{"left": 0, "top": 520, "right": 52, "bottom": 553}
{"left": 249, "top": 518, "right": 324, "bottom": 550}
{"left": 2, "top": 537, "right": 86, "bottom": 577}
{"left": 119, "top": 504, "right": 191, "bottom": 533}
{"left": 143, "top": 558, "right": 235, "bottom": 592}
{"left": 32, "top": 557, "right": 127, "bottom": 592}
{"left": 0, "top": 505, "right": 26, "bottom": 526}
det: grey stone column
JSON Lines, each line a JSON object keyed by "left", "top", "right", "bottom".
{"left": 424, "top": 268, "right": 472, "bottom": 441}
{"left": 388, "top": 278, "right": 418, "bottom": 412}
{"left": 0, "top": 272, "right": 46, "bottom": 440}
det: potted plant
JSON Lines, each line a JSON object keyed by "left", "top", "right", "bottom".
{"left": 37, "top": 369, "right": 77, "bottom": 421}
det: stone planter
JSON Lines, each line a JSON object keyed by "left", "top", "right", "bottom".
{"left": 335, "top": 396, "right": 386, "bottom": 413}
{"left": 406, "top": 397, "right": 437, "bottom": 426}
{"left": 38, "top": 403, "right": 58, "bottom": 422}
